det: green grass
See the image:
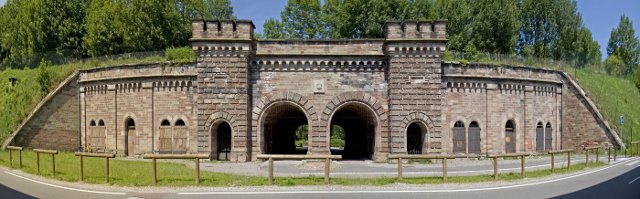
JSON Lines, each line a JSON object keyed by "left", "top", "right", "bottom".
{"left": 572, "top": 68, "right": 640, "bottom": 145}
{"left": 0, "top": 48, "right": 195, "bottom": 143}
{"left": 0, "top": 149, "right": 608, "bottom": 187}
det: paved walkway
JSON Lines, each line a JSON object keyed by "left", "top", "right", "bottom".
{"left": 198, "top": 154, "right": 609, "bottom": 178}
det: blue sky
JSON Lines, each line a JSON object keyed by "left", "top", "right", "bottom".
{"left": 0, "top": 0, "right": 638, "bottom": 59}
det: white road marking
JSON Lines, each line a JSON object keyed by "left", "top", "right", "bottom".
{"left": 625, "top": 160, "right": 639, "bottom": 166}
{"left": 178, "top": 159, "right": 634, "bottom": 195}
{"left": 4, "top": 171, "right": 127, "bottom": 195}
{"left": 629, "top": 175, "right": 640, "bottom": 185}
{"left": 301, "top": 161, "right": 572, "bottom": 176}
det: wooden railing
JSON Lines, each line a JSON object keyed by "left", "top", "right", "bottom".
{"left": 142, "top": 154, "right": 210, "bottom": 185}
{"left": 256, "top": 154, "right": 342, "bottom": 184}
{"left": 74, "top": 152, "right": 116, "bottom": 182}
{"left": 387, "top": 154, "right": 457, "bottom": 181}
{"left": 488, "top": 153, "right": 532, "bottom": 179}
{"left": 6, "top": 146, "right": 23, "bottom": 168}
{"left": 34, "top": 149, "right": 58, "bottom": 176}
{"left": 548, "top": 149, "right": 574, "bottom": 172}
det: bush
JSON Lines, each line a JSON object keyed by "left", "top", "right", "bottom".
{"left": 165, "top": 47, "right": 196, "bottom": 62}
{"left": 36, "top": 59, "right": 50, "bottom": 93}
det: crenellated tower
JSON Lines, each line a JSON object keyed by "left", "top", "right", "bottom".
{"left": 190, "top": 20, "right": 254, "bottom": 161}
{"left": 385, "top": 20, "right": 448, "bottom": 154}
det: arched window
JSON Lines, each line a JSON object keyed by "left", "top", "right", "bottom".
{"left": 536, "top": 122, "right": 544, "bottom": 152}
{"left": 452, "top": 121, "right": 466, "bottom": 153}
{"left": 175, "top": 119, "right": 186, "bottom": 126}
{"left": 468, "top": 121, "right": 481, "bottom": 154}
{"left": 90, "top": 120, "right": 96, "bottom": 126}
{"left": 505, "top": 120, "right": 516, "bottom": 153}
{"left": 98, "top": 120, "right": 105, "bottom": 126}
{"left": 161, "top": 119, "right": 171, "bottom": 126}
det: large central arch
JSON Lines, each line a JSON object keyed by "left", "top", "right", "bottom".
{"left": 329, "top": 102, "right": 378, "bottom": 160}
{"left": 260, "top": 102, "right": 310, "bottom": 154}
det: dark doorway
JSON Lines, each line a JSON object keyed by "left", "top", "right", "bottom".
{"left": 468, "top": 121, "right": 481, "bottom": 154}
{"left": 505, "top": 120, "right": 516, "bottom": 153}
{"left": 215, "top": 122, "right": 232, "bottom": 161}
{"left": 453, "top": 121, "right": 466, "bottom": 153}
{"left": 330, "top": 103, "right": 376, "bottom": 160}
{"left": 406, "top": 122, "right": 425, "bottom": 154}
{"left": 536, "top": 122, "right": 544, "bottom": 152}
{"left": 125, "top": 118, "right": 136, "bottom": 156}
{"left": 262, "top": 103, "right": 308, "bottom": 154}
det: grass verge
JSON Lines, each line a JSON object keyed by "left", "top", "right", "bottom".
{"left": 0, "top": 149, "right": 608, "bottom": 187}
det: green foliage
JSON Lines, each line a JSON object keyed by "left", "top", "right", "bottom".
{"left": 36, "top": 59, "right": 51, "bottom": 93}
{"left": 294, "top": 125, "right": 308, "bottom": 147}
{"left": 606, "top": 15, "right": 640, "bottom": 75}
{"left": 261, "top": 18, "right": 286, "bottom": 39}
{"left": 634, "top": 69, "right": 640, "bottom": 92}
{"left": 165, "top": 47, "right": 196, "bottom": 62}
{"left": 202, "top": 0, "right": 235, "bottom": 19}
{"left": 468, "top": 0, "right": 519, "bottom": 54}
{"left": 605, "top": 54, "right": 624, "bottom": 76}
{"left": 330, "top": 125, "right": 345, "bottom": 148}
{"left": 281, "top": 0, "right": 325, "bottom": 39}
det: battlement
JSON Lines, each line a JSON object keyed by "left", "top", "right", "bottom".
{"left": 191, "top": 19, "right": 254, "bottom": 41}
{"left": 385, "top": 20, "right": 447, "bottom": 40}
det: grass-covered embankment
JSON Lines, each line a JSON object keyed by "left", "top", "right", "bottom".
{"left": 0, "top": 149, "right": 607, "bottom": 186}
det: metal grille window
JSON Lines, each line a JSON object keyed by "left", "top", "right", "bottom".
{"left": 505, "top": 120, "right": 516, "bottom": 153}
{"left": 468, "top": 121, "right": 481, "bottom": 154}
{"left": 536, "top": 122, "right": 544, "bottom": 152}
{"left": 545, "top": 123, "right": 553, "bottom": 150}
{"left": 453, "top": 121, "right": 466, "bottom": 153}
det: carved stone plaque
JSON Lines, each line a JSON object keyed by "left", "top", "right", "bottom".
{"left": 313, "top": 79, "right": 325, "bottom": 94}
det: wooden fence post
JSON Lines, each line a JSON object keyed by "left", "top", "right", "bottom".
{"left": 52, "top": 153, "right": 56, "bottom": 177}
{"left": 19, "top": 150, "right": 22, "bottom": 168}
{"left": 36, "top": 152, "right": 41, "bottom": 175}
{"left": 324, "top": 158, "right": 330, "bottom": 184}
{"left": 105, "top": 157, "right": 110, "bottom": 183}
{"left": 551, "top": 153, "right": 555, "bottom": 173}
{"left": 596, "top": 148, "right": 599, "bottom": 163}
{"left": 195, "top": 157, "right": 200, "bottom": 185}
{"left": 268, "top": 157, "right": 274, "bottom": 185}
{"left": 442, "top": 158, "right": 448, "bottom": 182}
{"left": 567, "top": 151, "right": 571, "bottom": 170}
{"left": 586, "top": 149, "right": 590, "bottom": 166}
{"left": 152, "top": 158, "right": 157, "bottom": 185}
{"left": 493, "top": 157, "right": 498, "bottom": 179}
{"left": 397, "top": 157, "right": 403, "bottom": 180}
{"left": 520, "top": 155, "right": 525, "bottom": 178}
{"left": 9, "top": 149, "right": 12, "bottom": 167}
{"left": 79, "top": 156, "right": 84, "bottom": 182}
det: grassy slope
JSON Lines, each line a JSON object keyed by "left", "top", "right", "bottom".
{"left": 0, "top": 149, "right": 606, "bottom": 186}
{"left": 572, "top": 68, "right": 640, "bottom": 145}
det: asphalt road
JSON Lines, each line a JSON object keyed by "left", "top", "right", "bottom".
{"left": 1, "top": 158, "right": 639, "bottom": 199}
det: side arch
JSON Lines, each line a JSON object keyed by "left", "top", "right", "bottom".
{"left": 400, "top": 112, "right": 434, "bottom": 154}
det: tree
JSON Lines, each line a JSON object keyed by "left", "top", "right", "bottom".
{"left": 468, "top": 0, "right": 519, "bottom": 54}
{"left": 575, "top": 27, "right": 601, "bottom": 67}
{"left": 261, "top": 18, "right": 286, "bottom": 39}
{"left": 37, "top": 59, "right": 51, "bottom": 93}
{"left": 431, "top": 0, "right": 473, "bottom": 52}
{"left": 202, "top": 0, "right": 235, "bottom": 19}
{"left": 280, "top": 0, "right": 325, "bottom": 39}
{"left": 605, "top": 54, "right": 623, "bottom": 76}
{"left": 607, "top": 15, "right": 640, "bottom": 75}
{"left": 634, "top": 69, "right": 640, "bottom": 92}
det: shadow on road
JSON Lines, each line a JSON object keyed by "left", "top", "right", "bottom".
{"left": 0, "top": 184, "right": 37, "bottom": 199}
{"left": 552, "top": 167, "right": 640, "bottom": 199}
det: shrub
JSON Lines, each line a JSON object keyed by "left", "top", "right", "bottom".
{"left": 36, "top": 59, "right": 50, "bottom": 93}
{"left": 165, "top": 47, "right": 196, "bottom": 61}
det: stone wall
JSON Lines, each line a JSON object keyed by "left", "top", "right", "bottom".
{"left": 79, "top": 63, "right": 197, "bottom": 156}
{"left": 11, "top": 72, "right": 79, "bottom": 151}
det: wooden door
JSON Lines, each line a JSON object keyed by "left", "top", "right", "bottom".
{"left": 127, "top": 127, "right": 136, "bottom": 156}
